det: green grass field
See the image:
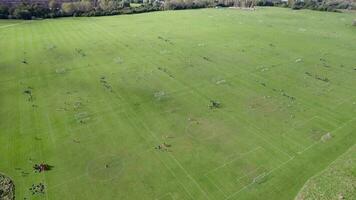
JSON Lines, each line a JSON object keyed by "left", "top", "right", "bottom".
{"left": 296, "top": 144, "right": 355, "bottom": 200}
{"left": 0, "top": 7, "right": 355, "bottom": 200}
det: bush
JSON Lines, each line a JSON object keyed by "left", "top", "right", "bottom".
{"left": 61, "top": 2, "right": 76, "bottom": 15}
{"left": 99, "top": 0, "right": 122, "bottom": 11}
{"left": 61, "top": 1, "right": 94, "bottom": 16}
{"left": 291, "top": 1, "right": 305, "bottom": 9}
{"left": 13, "top": 6, "right": 32, "bottom": 19}
{"left": 288, "top": 0, "right": 356, "bottom": 11}
{"left": 164, "top": 0, "right": 214, "bottom": 10}
{"left": 0, "top": 5, "right": 9, "bottom": 19}
{"left": 257, "top": 0, "right": 276, "bottom": 6}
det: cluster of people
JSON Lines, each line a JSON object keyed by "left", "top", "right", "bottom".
{"left": 155, "top": 142, "right": 172, "bottom": 151}
{"left": 209, "top": 100, "right": 221, "bottom": 109}
{"left": 33, "top": 163, "right": 50, "bottom": 173}
{"left": 29, "top": 183, "right": 45, "bottom": 195}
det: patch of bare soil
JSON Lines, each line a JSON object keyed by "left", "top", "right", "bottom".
{"left": 0, "top": 173, "right": 15, "bottom": 200}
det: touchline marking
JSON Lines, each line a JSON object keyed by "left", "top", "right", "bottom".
{"left": 240, "top": 119, "right": 294, "bottom": 160}
{"left": 297, "top": 141, "right": 319, "bottom": 154}
{"left": 0, "top": 23, "right": 21, "bottom": 29}
{"left": 156, "top": 192, "right": 174, "bottom": 200}
{"left": 297, "top": 116, "right": 356, "bottom": 155}
{"left": 168, "top": 153, "right": 212, "bottom": 200}
{"left": 205, "top": 175, "right": 228, "bottom": 198}
{"left": 152, "top": 150, "right": 195, "bottom": 200}
{"left": 205, "top": 147, "right": 262, "bottom": 176}
{"left": 235, "top": 166, "right": 262, "bottom": 182}
{"left": 224, "top": 156, "right": 295, "bottom": 200}
{"left": 105, "top": 89, "right": 198, "bottom": 200}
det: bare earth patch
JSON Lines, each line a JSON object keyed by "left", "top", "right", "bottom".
{"left": 0, "top": 173, "right": 15, "bottom": 200}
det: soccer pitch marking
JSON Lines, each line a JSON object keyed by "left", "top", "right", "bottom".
{"left": 203, "top": 145, "right": 295, "bottom": 200}
{"left": 235, "top": 166, "right": 263, "bottom": 182}
{"left": 295, "top": 143, "right": 356, "bottom": 197}
{"left": 156, "top": 192, "right": 175, "bottom": 200}
{"left": 288, "top": 116, "right": 321, "bottom": 155}
{"left": 161, "top": 70, "right": 295, "bottom": 161}
{"left": 99, "top": 77, "right": 212, "bottom": 200}
{"left": 231, "top": 115, "right": 293, "bottom": 160}
{"left": 153, "top": 151, "right": 196, "bottom": 200}
{"left": 102, "top": 89, "right": 199, "bottom": 200}
{"left": 123, "top": 109, "right": 211, "bottom": 200}
{"left": 49, "top": 147, "right": 154, "bottom": 190}
{"left": 205, "top": 175, "right": 228, "bottom": 198}
{"left": 204, "top": 146, "right": 262, "bottom": 177}
{"left": 167, "top": 150, "right": 211, "bottom": 200}
{"left": 45, "top": 113, "right": 56, "bottom": 147}
{"left": 281, "top": 115, "right": 320, "bottom": 152}
{"left": 296, "top": 117, "right": 356, "bottom": 155}
{"left": 223, "top": 156, "right": 295, "bottom": 200}
{"left": 0, "top": 23, "right": 22, "bottom": 29}
{"left": 331, "top": 96, "right": 356, "bottom": 110}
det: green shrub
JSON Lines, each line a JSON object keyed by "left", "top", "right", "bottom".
{"left": 0, "top": 5, "right": 9, "bottom": 19}
{"left": 13, "top": 6, "right": 32, "bottom": 19}
{"left": 61, "top": 2, "right": 76, "bottom": 15}
{"left": 61, "top": 1, "right": 94, "bottom": 16}
{"left": 99, "top": 0, "right": 122, "bottom": 11}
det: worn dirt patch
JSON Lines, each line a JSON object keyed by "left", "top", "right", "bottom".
{"left": 0, "top": 173, "right": 15, "bottom": 200}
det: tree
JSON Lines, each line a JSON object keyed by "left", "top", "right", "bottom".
{"left": 0, "top": 5, "right": 9, "bottom": 19}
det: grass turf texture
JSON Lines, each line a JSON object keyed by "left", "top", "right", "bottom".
{"left": 0, "top": 7, "right": 355, "bottom": 200}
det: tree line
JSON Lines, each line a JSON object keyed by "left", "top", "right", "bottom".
{"left": 0, "top": 0, "right": 354, "bottom": 20}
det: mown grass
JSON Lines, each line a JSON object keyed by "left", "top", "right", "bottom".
{"left": 0, "top": 7, "right": 355, "bottom": 200}
{"left": 295, "top": 144, "right": 356, "bottom": 200}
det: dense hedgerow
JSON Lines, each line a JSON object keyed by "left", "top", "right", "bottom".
{"left": 290, "top": 0, "right": 356, "bottom": 12}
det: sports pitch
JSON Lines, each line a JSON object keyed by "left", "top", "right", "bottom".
{"left": 0, "top": 7, "right": 355, "bottom": 200}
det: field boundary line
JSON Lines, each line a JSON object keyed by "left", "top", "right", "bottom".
{"left": 49, "top": 146, "right": 154, "bottom": 190}
{"left": 224, "top": 156, "right": 295, "bottom": 200}
{"left": 296, "top": 141, "right": 319, "bottom": 155}
{"left": 331, "top": 117, "right": 356, "bottom": 132}
{"left": 156, "top": 192, "right": 174, "bottom": 200}
{"left": 235, "top": 166, "right": 262, "bottom": 182}
{"left": 297, "top": 116, "right": 356, "bottom": 155}
{"left": 168, "top": 152, "right": 212, "bottom": 200}
{"left": 154, "top": 151, "right": 195, "bottom": 200}
{"left": 239, "top": 118, "right": 293, "bottom": 159}
{"left": 0, "top": 23, "right": 22, "bottom": 29}
{"left": 205, "top": 174, "right": 228, "bottom": 198}
{"left": 331, "top": 96, "right": 355, "bottom": 110}
{"left": 204, "top": 146, "right": 262, "bottom": 176}
{"left": 281, "top": 115, "right": 325, "bottom": 153}
{"left": 282, "top": 115, "right": 318, "bottom": 144}
{"left": 92, "top": 67, "right": 198, "bottom": 200}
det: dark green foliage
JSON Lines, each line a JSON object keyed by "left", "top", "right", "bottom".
{"left": 291, "top": 0, "right": 355, "bottom": 11}
{"left": 7, "top": 2, "right": 51, "bottom": 19}
{"left": 0, "top": 5, "right": 9, "bottom": 19}
{"left": 257, "top": 0, "right": 277, "bottom": 6}
{"left": 0, "top": 0, "right": 354, "bottom": 19}
{"left": 164, "top": 0, "right": 213, "bottom": 10}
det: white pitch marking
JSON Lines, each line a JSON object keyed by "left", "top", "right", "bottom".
{"left": 205, "top": 147, "right": 262, "bottom": 176}
{"left": 224, "top": 156, "right": 295, "bottom": 200}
